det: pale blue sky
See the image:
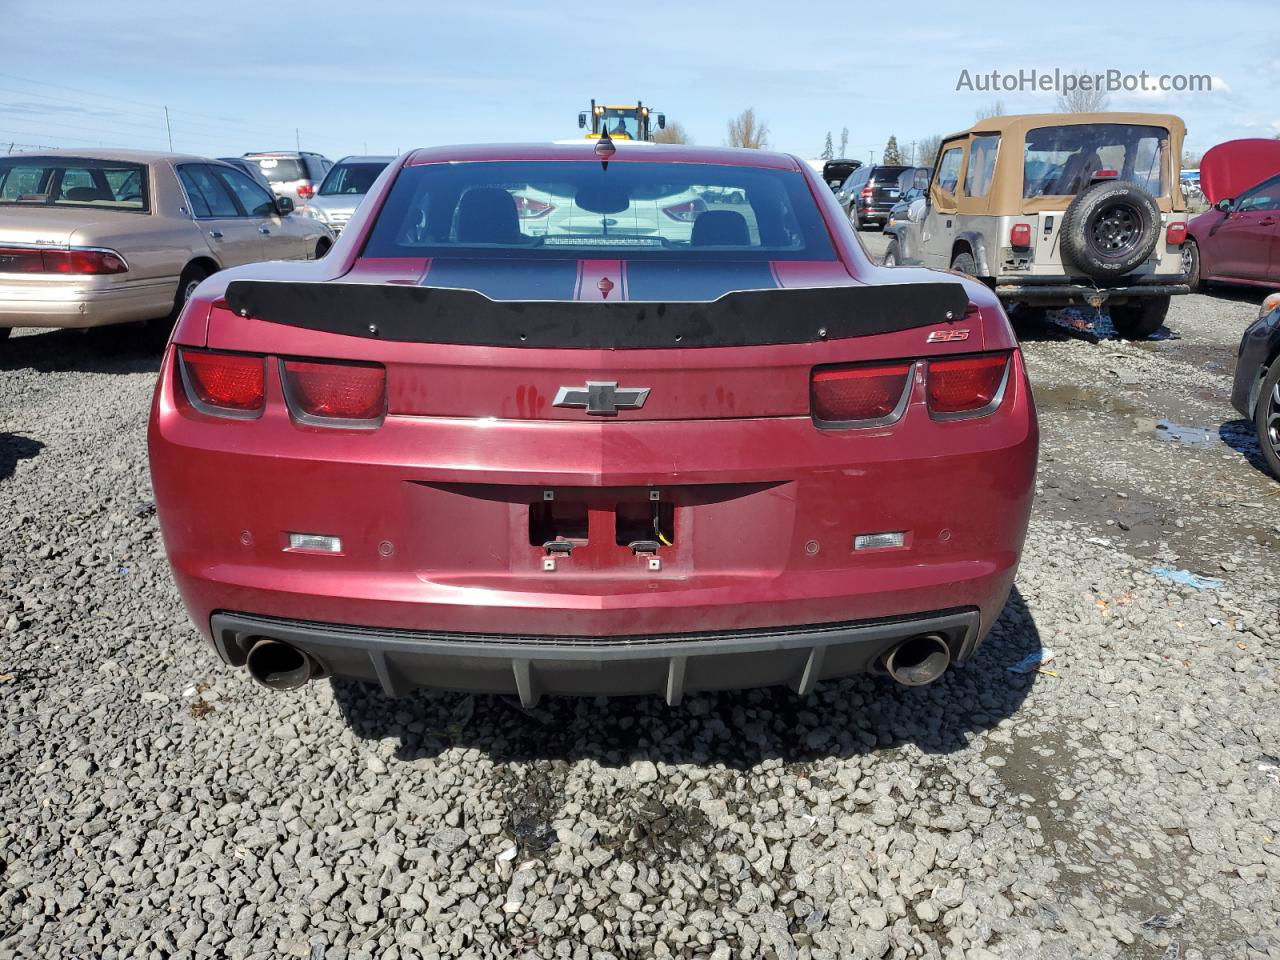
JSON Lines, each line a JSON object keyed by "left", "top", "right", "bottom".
{"left": 0, "top": 0, "right": 1274, "bottom": 162}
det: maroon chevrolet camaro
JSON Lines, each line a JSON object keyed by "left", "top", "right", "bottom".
{"left": 147, "top": 140, "right": 1038, "bottom": 704}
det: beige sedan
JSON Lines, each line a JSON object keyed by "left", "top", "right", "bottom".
{"left": 0, "top": 149, "right": 334, "bottom": 340}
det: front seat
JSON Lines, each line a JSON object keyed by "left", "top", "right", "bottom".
{"left": 1053, "top": 151, "right": 1102, "bottom": 196}
{"left": 691, "top": 210, "right": 750, "bottom": 246}
{"left": 456, "top": 188, "right": 523, "bottom": 244}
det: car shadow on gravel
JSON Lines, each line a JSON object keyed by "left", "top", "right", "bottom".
{"left": 1219, "top": 418, "right": 1275, "bottom": 480}
{"left": 0, "top": 327, "right": 162, "bottom": 375}
{"left": 331, "top": 588, "right": 1043, "bottom": 768}
{"left": 0, "top": 432, "right": 44, "bottom": 481}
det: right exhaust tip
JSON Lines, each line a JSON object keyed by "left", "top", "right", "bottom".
{"left": 884, "top": 633, "right": 952, "bottom": 686}
{"left": 245, "top": 638, "right": 315, "bottom": 691}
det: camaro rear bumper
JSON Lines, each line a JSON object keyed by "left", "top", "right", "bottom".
{"left": 211, "top": 607, "right": 983, "bottom": 705}
{"left": 151, "top": 347, "right": 1037, "bottom": 698}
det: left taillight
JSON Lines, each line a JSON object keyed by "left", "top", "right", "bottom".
{"left": 0, "top": 246, "right": 127, "bottom": 275}
{"left": 297, "top": 184, "right": 315, "bottom": 200}
{"left": 926, "top": 353, "right": 1009, "bottom": 418}
{"left": 178, "top": 350, "right": 266, "bottom": 418}
{"left": 281, "top": 359, "right": 386, "bottom": 426}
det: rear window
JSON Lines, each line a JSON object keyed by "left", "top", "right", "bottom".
{"left": 250, "top": 157, "right": 306, "bottom": 183}
{"left": 870, "top": 166, "right": 910, "bottom": 184}
{"left": 0, "top": 157, "right": 149, "bottom": 212}
{"left": 319, "top": 162, "right": 388, "bottom": 196}
{"left": 1024, "top": 123, "right": 1169, "bottom": 198}
{"left": 362, "top": 161, "right": 835, "bottom": 261}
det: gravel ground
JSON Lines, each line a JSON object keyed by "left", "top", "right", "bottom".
{"left": 2, "top": 271, "right": 1279, "bottom": 960}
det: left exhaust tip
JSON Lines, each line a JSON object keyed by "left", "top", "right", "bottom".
{"left": 245, "top": 638, "right": 315, "bottom": 691}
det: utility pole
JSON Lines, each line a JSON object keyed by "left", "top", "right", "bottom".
{"left": 295, "top": 127, "right": 301, "bottom": 151}
{"left": 869, "top": 150, "right": 874, "bottom": 166}
{"left": 910, "top": 140, "right": 917, "bottom": 165}
{"left": 164, "top": 106, "right": 173, "bottom": 152}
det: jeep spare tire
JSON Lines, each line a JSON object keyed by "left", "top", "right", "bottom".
{"left": 1059, "top": 180, "right": 1161, "bottom": 279}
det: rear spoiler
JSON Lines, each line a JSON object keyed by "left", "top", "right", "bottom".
{"left": 224, "top": 280, "right": 970, "bottom": 350}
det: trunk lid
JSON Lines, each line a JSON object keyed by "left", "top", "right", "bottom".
{"left": 207, "top": 258, "right": 983, "bottom": 423}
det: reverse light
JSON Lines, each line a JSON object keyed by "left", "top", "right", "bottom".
{"left": 286, "top": 532, "right": 342, "bottom": 553}
{"left": 1009, "top": 223, "right": 1032, "bottom": 248}
{"left": 514, "top": 195, "right": 555, "bottom": 219}
{"left": 926, "top": 353, "right": 1008, "bottom": 417}
{"left": 1166, "top": 222, "right": 1187, "bottom": 246}
{"left": 0, "top": 246, "right": 128, "bottom": 275}
{"left": 812, "top": 362, "right": 913, "bottom": 425}
{"left": 297, "top": 185, "right": 315, "bottom": 200}
{"left": 661, "top": 198, "right": 708, "bottom": 222}
{"left": 281, "top": 359, "right": 386, "bottom": 425}
{"left": 179, "top": 350, "right": 265, "bottom": 417}
{"left": 854, "top": 532, "right": 906, "bottom": 551}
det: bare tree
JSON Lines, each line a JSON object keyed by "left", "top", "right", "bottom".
{"left": 917, "top": 134, "right": 943, "bottom": 168}
{"left": 974, "top": 100, "right": 1007, "bottom": 122}
{"left": 1056, "top": 75, "right": 1110, "bottom": 112}
{"left": 653, "top": 121, "right": 692, "bottom": 144}
{"left": 726, "top": 108, "right": 769, "bottom": 149}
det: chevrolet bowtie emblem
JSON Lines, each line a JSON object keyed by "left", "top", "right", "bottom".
{"left": 553, "top": 381, "right": 650, "bottom": 415}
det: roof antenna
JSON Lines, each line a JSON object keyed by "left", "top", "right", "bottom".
{"left": 594, "top": 126, "right": 616, "bottom": 170}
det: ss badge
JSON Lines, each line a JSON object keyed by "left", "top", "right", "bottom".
{"left": 926, "top": 329, "right": 970, "bottom": 343}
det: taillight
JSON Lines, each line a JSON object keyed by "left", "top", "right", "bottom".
{"left": 661, "top": 198, "right": 707, "bottom": 222}
{"left": 297, "top": 185, "right": 315, "bottom": 200}
{"left": 1166, "top": 222, "right": 1187, "bottom": 246}
{"left": 179, "top": 350, "right": 265, "bottom": 418}
{"left": 926, "top": 353, "right": 1008, "bottom": 417}
{"left": 282, "top": 359, "right": 386, "bottom": 425}
{"left": 1009, "top": 223, "right": 1032, "bottom": 248}
{"left": 0, "top": 246, "right": 127, "bottom": 275}
{"left": 861, "top": 186, "right": 873, "bottom": 198}
{"left": 514, "top": 195, "right": 555, "bottom": 219}
{"left": 812, "top": 362, "right": 912, "bottom": 425}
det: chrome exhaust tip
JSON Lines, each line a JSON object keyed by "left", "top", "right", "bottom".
{"left": 884, "top": 633, "right": 952, "bottom": 686}
{"left": 245, "top": 638, "right": 316, "bottom": 691}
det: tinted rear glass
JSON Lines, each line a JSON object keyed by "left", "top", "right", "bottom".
{"left": 250, "top": 157, "right": 306, "bottom": 183}
{"left": 0, "top": 157, "right": 149, "bottom": 212}
{"left": 871, "top": 166, "right": 910, "bottom": 184}
{"left": 362, "top": 161, "right": 835, "bottom": 261}
{"left": 1024, "top": 123, "right": 1169, "bottom": 198}
{"left": 319, "top": 162, "right": 388, "bottom": 196}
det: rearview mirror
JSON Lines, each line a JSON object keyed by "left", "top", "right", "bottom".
{"left": 1215, "top": 198, "right": 1233, "bottom": 213}
{"left": 275, "top": 196, "right": 295, "bottom": 215}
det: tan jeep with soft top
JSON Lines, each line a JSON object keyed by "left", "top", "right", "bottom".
{"left": 883, "top": 113, "right": 1190, "bottom": 338}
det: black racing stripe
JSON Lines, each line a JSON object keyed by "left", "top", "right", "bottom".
{"left": 624, "top": 261, "right": 778, "bottom": 302}
{"left": 423, "top": 258, "right": 579, "bottom": 301}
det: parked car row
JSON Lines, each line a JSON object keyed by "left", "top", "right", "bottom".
{"left": 0, "top": 149, "right": 392, "bottom": 339}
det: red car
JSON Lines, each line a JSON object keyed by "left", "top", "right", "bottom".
{"left": 1186, "top": 138, "right": 1280, "bottom": 291}
{"left": 148, "top": 141, "right": 1038, "bottom": 704}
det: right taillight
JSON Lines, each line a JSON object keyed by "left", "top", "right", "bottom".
{"left": 926, "top": 353, "right": 1009, "bottom": 417}
{"left": 281, "top": 359, "right": 386, "bottom": 426}
{"left": 1009, "top": 223, "right": 1032, "bottom": 248}
{"left": 812, "top": 362, "right": 913, "bottom": 425}
{"left": 179, "top": 349, "right": 265, "bottom": 418}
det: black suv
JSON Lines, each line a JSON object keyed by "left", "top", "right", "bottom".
{"left": 837, "top": 164, "right": 912, "bottom": 230}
